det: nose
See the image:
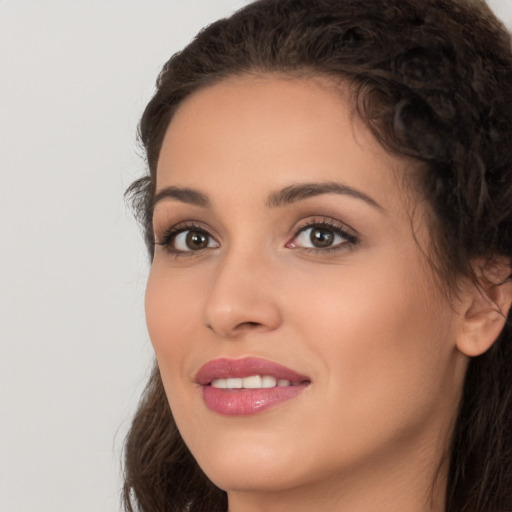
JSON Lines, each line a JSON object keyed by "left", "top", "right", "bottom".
{"left": 203, "top": 249, "right": 282, "bottom": 338}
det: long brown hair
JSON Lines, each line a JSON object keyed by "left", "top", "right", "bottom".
{"left": 124, "top": 1, "right": 512, "bottom": 510}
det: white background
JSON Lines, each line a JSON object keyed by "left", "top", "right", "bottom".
{"left": 1, "top": 1, "right": 510, "bottom": 511}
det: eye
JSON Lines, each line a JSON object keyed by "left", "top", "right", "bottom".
{"left": 173, "top": 229, "right": 217, "bottom": 251}
{"left": 287, "top": 221, "right": 357, "bottom": 251}
{"left": 156, "top": 224, "right": 219, "bottom": 254}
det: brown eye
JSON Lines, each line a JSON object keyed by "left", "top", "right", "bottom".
{"left": 309, "top": 227, "right": 334, "bottom": 248}
{"left": 169, "top": 228, "right": 219, "bottom": 252}
{"left": 185, "top": 231, "right": 209, "bottom": 250}
{"left": 287, "top": 222, "right": 355, "bottom": 251}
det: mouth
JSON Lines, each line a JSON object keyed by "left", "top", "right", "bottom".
{"left": 210, "top": 374, "right": 302, "bottom": 389}
{"left": 195, "top": 357, "right": 311, "bottom": 416}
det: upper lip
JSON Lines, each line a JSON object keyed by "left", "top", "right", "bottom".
{"left": 195, "top": 357, "right": 310, "bottom": 385}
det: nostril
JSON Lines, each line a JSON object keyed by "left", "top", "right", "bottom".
{"left": 205, "top": 321, "right": 262, "bottom": 335}
{"left": 235, "top": 321, "right": 263, "bottom": 331}
{"left": 233, "top": 321, "right": 265, "bottom": 333}
{"left": 203, "top": 294, "right": 282, "bottom": 337}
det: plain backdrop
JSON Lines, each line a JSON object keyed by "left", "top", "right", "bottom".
{"left": 1, "top": 1, "right": 511, "bottom": 511}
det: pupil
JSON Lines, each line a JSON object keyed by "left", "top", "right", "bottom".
{"left": 186, "top": 231, "right": 208, "bottom": 250}
{"left": 311, "top": 227, "right": 333, "bottom": 248}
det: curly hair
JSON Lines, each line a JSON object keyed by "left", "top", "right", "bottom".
{"left": 124, "top": 1, "right": 512, "bottom": 511}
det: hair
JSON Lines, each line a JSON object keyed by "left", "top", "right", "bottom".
{"left": 123, "top": 1, "right": 512, "bottom": 511}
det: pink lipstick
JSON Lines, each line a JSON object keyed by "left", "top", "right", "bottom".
{"left": 195, "top": 357, "right": 310, "bottom": 416}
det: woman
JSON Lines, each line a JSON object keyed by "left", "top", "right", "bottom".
{"left": 123, "top": 0, "right": 512, "bottom": 511}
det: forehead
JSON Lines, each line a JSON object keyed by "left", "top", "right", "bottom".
{"left": 156, "top": 75, "right": 416, "bottom": 213}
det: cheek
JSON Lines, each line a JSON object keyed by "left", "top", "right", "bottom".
{"left": 144, "top": 264, "right": 207, "bottom": 438}
{"left": 290, "top": 254, "right": 457, "bottom": 426}
{"left": 145, "top": 265, "right": 200, "bottom": 374}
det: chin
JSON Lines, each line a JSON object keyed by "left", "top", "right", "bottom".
{"left": 201, "top": 456, "right": 306, "bottom": 494}
{"left": 184, "top": 427, "right": 308, "bottom": 492}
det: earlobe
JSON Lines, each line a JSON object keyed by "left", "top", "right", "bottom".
{"left": 456, "top": 259, "right": 512, "bottom": 357}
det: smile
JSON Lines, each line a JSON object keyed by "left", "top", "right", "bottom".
{"left": 196, "top": 357, "right": 311, "bottom": 416}
{"left": 211, "top": 375, "right": 298, "bottom": 389}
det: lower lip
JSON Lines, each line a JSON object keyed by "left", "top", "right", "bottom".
{"left": 202, "top": 384, "right": 308, "bottom": 416}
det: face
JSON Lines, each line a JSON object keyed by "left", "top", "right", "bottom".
{"left": 146, "top": 76, "right": 468, "bottom": 506}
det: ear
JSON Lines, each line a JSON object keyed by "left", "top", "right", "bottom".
{"left": 456, "top": 257, "right": 512, "bottom": 357}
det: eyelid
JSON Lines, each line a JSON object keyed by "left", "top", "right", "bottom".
{"left": 154, "top": 220, "right": 219, "bottom": 254}
{"left": 286, "top": 216, "right": 358, "bottom": 250}
{"left": 153, "top": 216, "right": 357, "bottom": 256}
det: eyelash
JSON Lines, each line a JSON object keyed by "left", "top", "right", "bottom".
{"left": 154, "top": 217, "right": 358, "bottom": 257}
{"left": 155, "top": 222, "right": 216, "bottom": 257}
{"left": 288, "top": 218, "right": 358, "bottom": 253}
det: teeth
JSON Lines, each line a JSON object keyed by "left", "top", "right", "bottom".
{"left": 211, "top": 375, "right": 294, "bottom": 389}
{"left": 243, "top": 375, "right": 262, "bottom": 388}
{"left": 261, "top": 376, "right": 277, "bottom": 388}
{"left": 211, "top": 378, "right": 228, "bottom": 389}
{"left": 226, "top": 378, "right": 242, "bottom": 389}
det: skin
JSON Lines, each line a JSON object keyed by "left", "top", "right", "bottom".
{"left": 146, "top": 75, "right": 473, "bottom": 512}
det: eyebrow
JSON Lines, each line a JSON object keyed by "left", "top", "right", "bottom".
{"left": 266, "top": 181, "right": 383, "bottom": 211}
{"left": 153, "top": 186, "right": 211, "bottom": 208}
{"left": 153, "top": 181, "right": 383, "bottom": 211}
